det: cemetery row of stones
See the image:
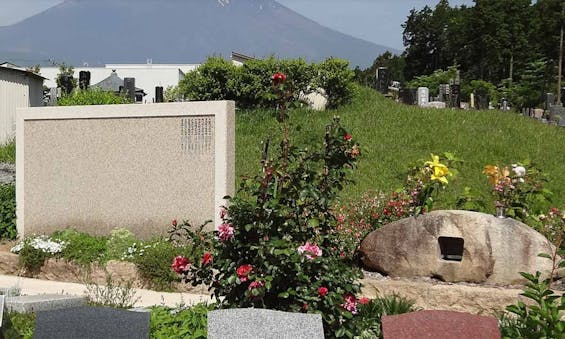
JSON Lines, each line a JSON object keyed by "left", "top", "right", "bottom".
{"left": 399, "top": 83, "right": 565, "bottom": 128}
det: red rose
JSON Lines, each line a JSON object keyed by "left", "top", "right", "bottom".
{"left": 236, "top": 264, "right": 253, "bottom": 282}
{"left": 359, "top": 297, "right": 370, "bottom": 305}
{"left": 271, "top": 72, "right": 286, "bottom": 85}
{"left": 171, "top": 256, "right": 190, "bottom": 274}
{"left": 344, "top": 134, "right": 352, "bottom": 141}
{"left": 171, "top": 219, "right": 177, "bottom": 227}
{"left": 318, "top": 286, "right": 329, "bottom": 297}
{"left": 302, "top": 303, "right": 309, "bottom": 312}
{"left": 201, "top": 252, "right": 213, "bottom": 265}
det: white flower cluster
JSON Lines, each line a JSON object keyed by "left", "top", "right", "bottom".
{"left": 121, "top": 242, "right": 153, "bottom": 260}
{"left": 11, "top": 235, "right": 67, "bottom": 255}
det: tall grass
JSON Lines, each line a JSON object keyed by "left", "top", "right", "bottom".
{"left": 236, "top": 85, "right": 565, "bottom": 208}
{"left": 0, "top": 140, "right": 15, "bottom": 163}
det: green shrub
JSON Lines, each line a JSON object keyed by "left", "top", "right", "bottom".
{"left": 3, "top": 312, "right": 35, "bottom": 339}
{"left": 0, "top": 140, "right": 15, "bottom": 163}
{"left": 314, "top": 57, "right": 355, "bottom": 109}
{"left": 179, "top": 74, "right": 367, "bottom": 337}
{"left": 106, "top": 228, "right": 137, "bottom": 261}
{"left": 50, "top": 229, "right": 108, "bottom": 266}
{"left": 58, "top": 88, "right": 132, "bottom": 106}
{"left": 12, "top": 235, "right": 66, "bottom": 273}
{"left": 0, "top": 183, "right": 16, "bottom": 240}
{"left": 349, "top": 295, "right": 418, "bottom": 338}
{"left": 133, "top": 238, "right": 190, "bottom": 291}
{"left": 500, "top": 272, "right": 565, "bottom": 338}
{"left": 150, "top": 303, "right": 214, "bottom": 339}
{"left": 178, "top": 56, "right": 354, "bottom": 110}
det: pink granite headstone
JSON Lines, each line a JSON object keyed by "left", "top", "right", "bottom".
{"left": 381, "top": 310, "right": 501, "bottom": 339}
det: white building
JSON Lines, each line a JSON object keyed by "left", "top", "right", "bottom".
{"left": 0, "top": 62, "right": 45, "bottom": 145}
{"left": 40, "top": 63, "right": 199, "bottom": 104}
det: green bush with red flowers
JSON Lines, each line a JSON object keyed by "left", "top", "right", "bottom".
{"left": 173, "top": 73, "right": 372, "bottom": 337}
{"left": 178, "top": 56, "right": 354, "bottom": 109}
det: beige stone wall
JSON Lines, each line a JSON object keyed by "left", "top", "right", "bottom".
{"left": 16, "top": 101, "right": 235, "bottom": 239}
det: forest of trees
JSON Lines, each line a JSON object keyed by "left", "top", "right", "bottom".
{"left": 356, "top": 0, "right": 564, "bottom": 109}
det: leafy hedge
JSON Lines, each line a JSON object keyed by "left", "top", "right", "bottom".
{"left": 0, "top": 184, "right": 16, "bottom": 240}
{"left": 178, "top": 56, "right": 354, "bottom": 109}
{"left": 58, "top": 88, "right": 132, "bottom": 106}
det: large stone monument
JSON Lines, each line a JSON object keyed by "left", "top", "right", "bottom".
{"left": 16, "top": 101, "right": 235, "bottom": 238}
{"left": 360, "top": 210, "right": 557, "bottom": 285}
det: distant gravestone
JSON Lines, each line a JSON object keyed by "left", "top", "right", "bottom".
{"left": 550, "top": 104, "right": 565, "bottom": 126}
{"left": 207, "top": 308, "right": 324, "bottom": 339}
{"left": 450, "top": 84, "right": 461, "bottom": 108}
{"left": 381, "top": 310, "right": 501, "bottom": 339}
{"left": 417, "top": 87, "right": 429, "bottom": 107}
{"left": 34, "top": 306, "right": 150, "bottom": 339}
{"left": 546, "top": 92, "right": 555, "bottom": 110}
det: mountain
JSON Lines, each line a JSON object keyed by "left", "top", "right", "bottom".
{"left": 0, "top": 0, "right": 397, "bottom": 68}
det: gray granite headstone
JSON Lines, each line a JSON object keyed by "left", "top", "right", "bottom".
{"left": 33, "top": 306, "right": 149, "bottom": 339}
{"left": 207, "top": 308, "right": 324, "bottom": 339}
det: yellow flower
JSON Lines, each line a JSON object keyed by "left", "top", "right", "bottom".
{"left": 483, "top": 165, "right": 511, "bottom": 186}
{"left": 425, "top": 154, "right": 451, "bottom": 184}
{"left": 483, "top": 165, "right": 500, "bottom": 185}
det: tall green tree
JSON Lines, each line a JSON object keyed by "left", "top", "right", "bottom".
{"left": 353, "top": 51, "right": 406, "bottom": 87}
{"left": 402, "top": 0, "right": 456, "bottom": 80}
{"left": 56, "top": 63, "right": 77, "bottom": 94}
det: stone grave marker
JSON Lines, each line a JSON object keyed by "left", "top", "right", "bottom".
{"left": 550, "top": 104, "right": 565, "bottom": 126}
{"left": 16, "top": 101, "right": 235, "bottom": 239}
{"left": 34, "top": 306, "right": 150, "bottom": 339}
{"left": 417, "top": 87, "right": 429, "bottom": 107}
{"left": 207, "top": 308, "right": 324, "bottom": 339}
{"left": 381, "top": 310, "right": 501, "bottom": 339}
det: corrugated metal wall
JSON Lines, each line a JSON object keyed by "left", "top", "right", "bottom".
{"left": 0, "top": 69, "right": 43, "bottom": 145}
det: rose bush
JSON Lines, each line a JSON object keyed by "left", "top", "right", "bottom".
{"left": 174, "top": 73, "right": 368, "bottom": 337}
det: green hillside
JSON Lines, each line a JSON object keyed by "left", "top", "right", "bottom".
{"left": 236, "top": 85, "right": 565, "bottom": 209}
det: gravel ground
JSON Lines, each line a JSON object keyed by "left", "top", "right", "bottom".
{"left": 0, "top": 162, "right": 15, "bottom": 184}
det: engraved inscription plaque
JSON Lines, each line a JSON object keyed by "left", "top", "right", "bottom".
{"left": 181, "top": 117, "right": 214, "bottom": 155}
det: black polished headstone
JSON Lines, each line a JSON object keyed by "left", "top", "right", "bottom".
{"left": 33, "top": 306, "right": 149, "bottom": 339}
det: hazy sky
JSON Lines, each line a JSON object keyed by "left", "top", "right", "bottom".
{"left": 0, "top": 0, "right": 474, "bottom": 50}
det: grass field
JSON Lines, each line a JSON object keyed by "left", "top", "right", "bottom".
{"left": 236, "top": 85, "right": 565, "bottom": 209}
{"left": 2, "top": 85, "right": 564, "bottom": 210}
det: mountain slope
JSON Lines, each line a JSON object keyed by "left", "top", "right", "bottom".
{"left": 0, "top": 0, "right": 396, "bottom": 68}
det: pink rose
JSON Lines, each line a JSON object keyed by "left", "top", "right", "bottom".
{"left": 318, "top": 286, "right": 328, "bottom": 297}
{"left": 219, "top": 207, "right": 228, "bottom": 219}
{"left": 341, "top": 294, "right": 358, "bottom": 314}
{"left": 298, "top": 242, "right": 322, "bottom": 260}
{"left": 171, "top": 256, "right": 190, "bottom": 274}
{"left": 344, "top": 134, "right": 352, "bottom": 141}
{"left": 236, "top": 264, "right": 253, "bottom": 282}
{"left": 218, "top": 223, "right": 234, "bottom": 242}
{"left": 248, "top": 280, "right": 264, "bottom": 291}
